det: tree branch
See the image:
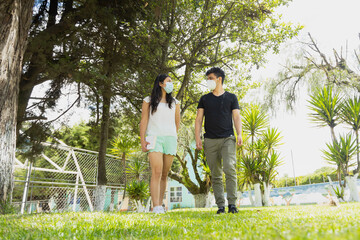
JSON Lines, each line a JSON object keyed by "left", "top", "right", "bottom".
{"left": 46, "top": 95, "right": 80, "bottom": 123}
{"left": 187, "top": 147, "right": 203, "bottom": 185}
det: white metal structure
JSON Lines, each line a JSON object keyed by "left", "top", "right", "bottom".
{"left": 13, "top": 141, "right": 127, "bottom": 213}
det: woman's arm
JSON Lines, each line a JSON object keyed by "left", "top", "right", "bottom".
{"left": 140, "top": 101, "right": 150, "bottom": 152}
{"left": 175, "top": 103, "right": 180, "bottom": 133}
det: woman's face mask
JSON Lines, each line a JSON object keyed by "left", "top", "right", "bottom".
{"left": 206, "top": 80, "right": 217, "bottom": 90}
{"left": 164, "top": 81, "right": 174, "bottom": 94}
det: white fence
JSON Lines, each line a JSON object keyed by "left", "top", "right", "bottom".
{"left": 13, "top": 141, "right": 140, "bottom": 214}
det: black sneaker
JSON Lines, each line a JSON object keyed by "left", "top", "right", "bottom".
{"left": 228, "top": 204, "right": 238, "bottom": 213}
{"left": 216, "top": 206, "right": 225, "bottom": 214}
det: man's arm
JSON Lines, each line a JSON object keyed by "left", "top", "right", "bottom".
{"left": 232, "top": 109, "right": 243, "bottom": 146}
{"left": 195, "top": 108, "right": 204, "bottom": 150}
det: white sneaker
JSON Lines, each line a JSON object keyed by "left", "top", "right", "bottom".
{"left": 152, "top": 206, "right": 165, "bottom": 214}
{"left": 158, "top": 206, "right": 165, "bottom": 214}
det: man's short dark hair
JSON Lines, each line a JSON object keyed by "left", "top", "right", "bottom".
{"left": 206, "top": 67, "right": 225, "bottom": 83}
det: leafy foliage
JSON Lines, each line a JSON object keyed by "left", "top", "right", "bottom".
{"left": 274, "top": 167, "right": 338, "bottom": 187}
{"left": 125, "top": 159, "right": 148, "bottom": 182}
{"left": 340, "top": 96, "right": 360, "bottom": 173}
{"left": 238, "top": 105, "right": 283, "bottom": 193}
{"left": 308, "top": 86, "right": 342, "bottom": 132}
{"left": 126, "top": 180, "right": 149, "bottom": 203}
{"left": 322, "top": 134, "right": 357, "bottom": 176}
{"left": 331, "top": 185, "right": 345, "bottom": 201}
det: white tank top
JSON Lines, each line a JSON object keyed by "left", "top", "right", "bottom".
{"left": 144, "top": 96, "right": 179, "bottom": 137}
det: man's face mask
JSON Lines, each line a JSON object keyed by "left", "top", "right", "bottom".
{"left": 164, "top": 81, "right": 174, "bottom": 93}
{"left": 206, "top": 79, "right": 217, "bottom": 90}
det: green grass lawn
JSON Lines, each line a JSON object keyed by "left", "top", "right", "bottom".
{"left": 1, "top": 203, "right": 360, "bottom": 240}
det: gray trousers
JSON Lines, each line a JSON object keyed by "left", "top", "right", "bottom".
{"left": 204, "top": 136, "right": 237, "bottom": 207}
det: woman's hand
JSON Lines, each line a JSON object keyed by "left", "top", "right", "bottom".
{"left": 141, "top": 140, "right": 150, "bottom": 152}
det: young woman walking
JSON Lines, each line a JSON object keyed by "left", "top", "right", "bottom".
{"left": 139, "top": 74, "right": 180, "bottom": 213}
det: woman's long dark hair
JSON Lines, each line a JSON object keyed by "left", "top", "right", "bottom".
{"left": 150, "top": 74, "right": 175, "bottom": 114}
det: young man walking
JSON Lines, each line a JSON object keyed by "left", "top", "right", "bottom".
{"left": 195, "top": 67, "right": 243, "bottom": 214}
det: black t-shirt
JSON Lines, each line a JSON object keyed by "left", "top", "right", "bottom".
{"left": 197, "top": 91, "right": 240, "bottom": 139}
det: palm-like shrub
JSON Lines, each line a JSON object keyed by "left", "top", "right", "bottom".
{"left": 238, "top": 105, "right": 283, "bottom": 206}
{"left": 126, "top": 180, "right": 150, "bottom": 201}
{"left": 126, "top": 180, "right": 149, "bottom": 212}
{"left": 340, "top": 96, "right": 360, "bottom": 173}
{"left": 309, "top": 87, "right": 360, "bottom": 202}
{"left": 242, "top": 105, "right": 269, "bottom": 143}
{"left": 322, "top": 134, "right": 357, "bottom": 177}
{"left": 126, "top": 158, "right": 148, "bottom": 181}
{"left": 109, "top": 133, "right": 142, "bottom": 209}
{"left": 261, "top": 152, "right": 282, "bottom": 185}
{"left": 308, "top": 86, "right": 342, "bottom": 141}
{"left": 262, "top": 128, "right": 282, "bottom": 155}
{"left": 308, "top": 86, "right": 344, "bottom": 187}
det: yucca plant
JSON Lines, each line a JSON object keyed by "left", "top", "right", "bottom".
{"left": 238, "top": 105, "right": 283, "bottom": 207}
{"left": 242, "top": 104, "right": 269, "bottom": 144}
{"left": 260, "top": 130, "right": 283, "bottom": 206}
{"left": 238, "top": 155, "right": 262, "bottom": 186}
{"left": 322, "top": 134, "right": 357, "bottom": 189}
{"left": 308, "top": 86, "right": 342, "bottom": 141}
{"left": 331, "top": 185, "right": 345, "bottom": 201}
{"left": 261, "top": 152, "right": 283, "bottom": 185}
{"left": 126, "top": 158, "right": 148, "bottom": 181}
{"left": 109, "top": 134, "right": 140, "bottom": 207}
{"left": 126, "top": 180, "right": 149, "bottom": 212}
{"left": 340, "top": 96, "right": 360, "bottom": 173}
{"left": 262, "top": 127, "right": 283, "bottom": 155}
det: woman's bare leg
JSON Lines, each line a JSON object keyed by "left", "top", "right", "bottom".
{"left": 149, "top": 152, "right": 163, "bottom": 207}
{"left": 159, "top": 154, "right": 174, "bottom": 205}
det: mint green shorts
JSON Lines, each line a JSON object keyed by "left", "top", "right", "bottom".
{"left": 148, "top": 136, "right": 177, "bottom": 156}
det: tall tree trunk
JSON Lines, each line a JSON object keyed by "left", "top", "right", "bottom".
{"left": 330, "top": 127, "right": 336, "bottom": 142}
{"left": 0, "top": 0, "right": 34, "bottom": 208}
{"left": 253, "top": 183, "right": 262, "bottom": 207}
{"left": 193, "top": 193, "right": 209, "bottom": 208}
{"left": 356, "top": 131, "right": 359, "bottom": 173}
{"left": 176, "top": 64, "right": 191, "bottom": 100}
{"left": 248, "top": 186, "right": 254, "bottom": 206}
{"left": 262, "top": 182, "right": 272, "bottom": 206}
{"left": 120, "top": 151, "right": 127, "bottom": 204}
{"left": 345, "top": 173, "right": 359, "bottom": 202}
{"left": 16, "top": 84, "right": 34, "bottom": 136}
{"left": 94, "top": 89, "right": 111, "bottom": 210}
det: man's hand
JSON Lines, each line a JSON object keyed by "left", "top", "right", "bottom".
{"left": 237, "top": 136, "right": 243, "bottom": 147}
{"left": 196, "top": 138, "right": 203, "bottom": 150}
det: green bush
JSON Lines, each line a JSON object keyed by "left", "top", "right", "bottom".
{"left": 126, "top": 180, "right": 149, "bottom": 203}
{"left": 0, "top": 201, "right": 17, "bottom": 215}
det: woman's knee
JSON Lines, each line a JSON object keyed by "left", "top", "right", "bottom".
{"left": 152, "top": 169, "right": 162, "bottom": 179}
{"left": 160, "top": 171, "right": 169, "bottom": 181}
